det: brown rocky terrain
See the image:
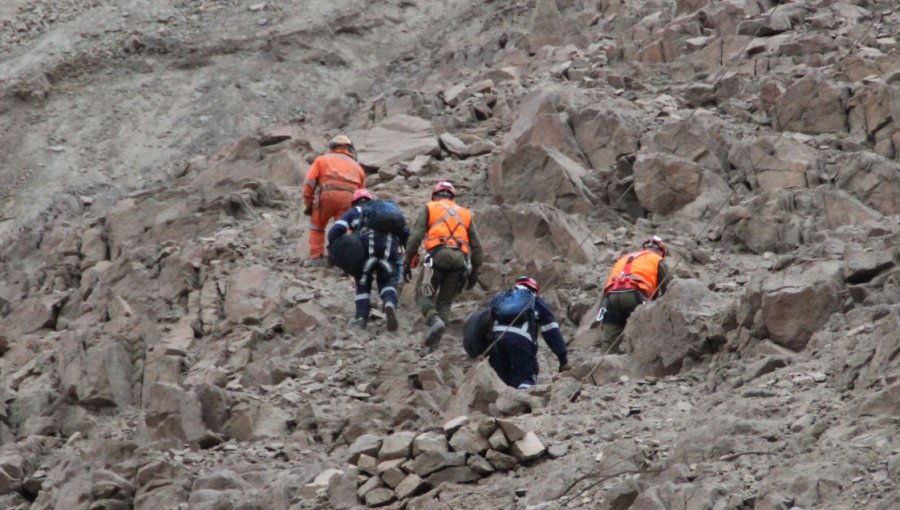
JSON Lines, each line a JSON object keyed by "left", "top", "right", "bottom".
{"left": 1, "top": 0, "right": 898, "bottom": 509}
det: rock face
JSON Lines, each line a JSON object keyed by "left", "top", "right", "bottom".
{"left": 626, "top": 279, "right": 732, "bottom": 376}
{"left": 739, "top": 261, "right": 844, "bottom": 352}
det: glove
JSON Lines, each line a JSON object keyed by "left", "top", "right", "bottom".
{"left": 403, "top": 264, "right": 412, "bottom": 283}
{"left": 465, "top": 273, "right": 478, "bottom": 291}
{"left": 303, "top": 204, "right": 313, "bottom": 216}
{"left": 559, "top": 361, "right": 573, "bottom": 373}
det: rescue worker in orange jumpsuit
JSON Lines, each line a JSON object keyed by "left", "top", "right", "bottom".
{"left": 303, "top": 135, "right": 366, "bottom": 267}
{"left": 403, "top": 181, "right": 484, "bottom": 351}
{"left": 596, "top": 236, "right": 670, "bottom": 353}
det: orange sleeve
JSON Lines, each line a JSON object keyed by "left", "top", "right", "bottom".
{"left": 303, "top": 158, "right": 322, "bottom": 205}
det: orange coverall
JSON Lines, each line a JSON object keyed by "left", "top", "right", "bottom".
{"left": 303, "top": 148, "right": 366, "bottom": 259}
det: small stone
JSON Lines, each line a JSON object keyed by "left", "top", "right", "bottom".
{"left": 548, "top": 444, "right": 568, "bottom": 459}
{"left": 488, "top": 428, "right": 509, "bottom": 451}
{"left": 425, "top": 466, "right": 482, "bottom": 486}
{"left": 357, "top": 454, "right": 377, "bottom": 475}
{"left": 412, "top": 432, "right": 448, "bottom": 456}
{"left": 810, "top": 371, "right": 827, "bottom": 383}
{"left": 486, "top": 449, "right": 518, "bottom": 471}
{"left": 443, "top": 416, "right": 469, "bottom": 436}
{"left": 449, "top": 423, "right": 490, "bottom": 454}
{"left": 394, "top": 474, "right": 428, "bottom": 500}
{"left": 515, "top": 488, "right": 527, "bottom": 497}
{"left": 467, "top": 454, "right": 495, "bottom": 475}
{"left": 248, "top": 2, "right": 266, "bottom": 11}
{"left": 364, "top": 487, "right": 396, "bottom": 507}
{"left": 497, "top": 420, "right": 526, "bottom": 442}
{"left": 380, "top": 466, "right": 406, "bottom": 489}
{"left": 410, "top": 451, "right": 466, "bottom": 477}
{"left": 511, "top": 432, "right": 546, "bottom": 461}
{"left": 356, "top": 476, "right": 383, "bottom": 499}
{"left": 378, "top": 431, "right": 416, "bottom": 461}
{"left": 349, "top": 434, "right": 383, "bottom": 463}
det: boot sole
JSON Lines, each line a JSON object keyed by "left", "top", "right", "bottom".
{"left": 385, "top": 307, "right": 398, "bottom": 332}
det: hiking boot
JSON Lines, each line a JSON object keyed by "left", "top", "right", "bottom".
{"left": 384, "top": 304, "right": 398, "bottom": 332}
{"left": 305, "top": 258, "right": 327, "bottom": 268}
{"left": 422, "top": 316, "right": 446, "bottom": 351}
{"left": 349, "top": 316, "right": 367, "bottom": 330}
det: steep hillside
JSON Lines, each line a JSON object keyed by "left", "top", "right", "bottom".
{"left": 0, "top": 1, "right": 898, "bottom": 509}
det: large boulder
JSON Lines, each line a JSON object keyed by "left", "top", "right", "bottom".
{"left": 351, "top": 115, "right": 440, "bottom": 170}
{"left": 770, "top": 74, "right": 850, "bottom": 134}
{"left": 0, "top": 294, "right": 67, "bottom": 336}
{"left": 143, "top": 383, "right": 213, "bottom": 445}
{"left": 223, "top": 265, "right": 284, "bottom": 325}
{"left": 443, "top": 361, "right": 536, "bottom": 420}
{"left": 728, "top": 136, "right": 822, "bottom": 191}
{"left": 571, "top": 105, "right": 642, "bottom": 172}
{"left": 633, "top": 153, "right": 730, "bottom": 219}
{"left": 639, "top": 113, "right": 732, "bottom": 172}
{"left": 491, "top": 145, "right": 596, "bottom": 213}
{"left": 833, "top": 152, "right": 900, "bottom": 216}
{"left": 475, "top": 204, "right": 600, "bottom": 267}
{"left": 624, "top": 279, "right": 732, "bottom": 376}
{"left": 738, "top": 261, "right": 843, "bottom": 352}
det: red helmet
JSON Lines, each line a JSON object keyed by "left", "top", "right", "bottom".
{"left": 432, "top": 181, "right": 456, "bottom": 198}
{"left": 351, "top": 189, "right": 373, "bottom": 205}
{"left": 643, "top": 235, "right": 667, "bottom": 257}
{"left": 515, "top": 275, "right": 539, "bottom": 294}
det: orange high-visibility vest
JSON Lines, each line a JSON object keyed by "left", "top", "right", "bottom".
{"left": 303, "top": 150, "right": 365, "bottom": 203}
{"left": 604, "top": 250, "right": 662, "bottom": 297}
{"left": 423, "top": 200, "right": 471, "bottom": 254}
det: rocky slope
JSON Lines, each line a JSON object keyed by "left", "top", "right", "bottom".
{"left": 0, "top": 0, "right": 898, "bottom": 509}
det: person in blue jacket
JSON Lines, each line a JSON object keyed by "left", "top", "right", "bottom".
{"left": 327, "top": 189, "right": 409, "bottom": 331}
{"left": 487, "top": 276, "right": 572, "bottom": 389}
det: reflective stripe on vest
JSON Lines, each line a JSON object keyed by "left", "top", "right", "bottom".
{"left": 492, "top": 323, "right": 533, "bottom": 342}
{"left": 423, "top": 200, "right": 471, "bottom": 254}
{"left": 604, "top": 250, "right": 662, "bottom": 297}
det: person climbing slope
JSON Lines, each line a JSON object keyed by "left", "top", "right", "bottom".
{"left": 303, "top": 134, "right": 366, "bottom": 267}
{"left": 328, "top": 189, "right": 409, "bottom": 331}
{"left": 403, "top": 181, "right": 483, "bottom": 351}
{"left": 595, "top": 235, "right": 670, "bottom": 353}
{"left": 484, "top": 276, "right": 571, "bottom": 390}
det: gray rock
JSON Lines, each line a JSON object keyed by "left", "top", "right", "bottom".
{"left": 357, "top": 454, "right": 378, "bottom": 476}
{"left": 488, "top": 428, "right": 509, "bottom": 451}
{"left": 425, "top": 466, "right": 482, "bottom": 486}
{"left": 510, "top": 432, "right": 546, "bottom": 461}
{"left": 328, "top": 471, "right": 358, "bottom": 510}
{"left": 410, "top": 451, "right": 466, "bottom": 477}
{"left": 348, "top": 434, "right": 383, "bottom": 463}
{"left": 449, "top": 423, "right": 490, "bottom": 454}
{"left": 547, "top": 444, "right": 568, "bottom": 459}
{"left": 486, "top": 450, "right": 518, "bottom": 472}
{"left": 438, "top": 133, "right": 470, "bottom": 157}
{"left": 380, "top": 465, "right": 406, "bottom": 489}
{"left": 466, "top": 454, "right": 495, "bottom": 475}
{"left": 378, "top": 431, "right": 416, "bottom": 461}
{"left": 357, "top": 475, "right": 384, "bottom": 499}
{"left": 364, "top": 487, "right": 396, "bottom": 507}
{"left": 412, "top": 432, "right": 448, "bottom": 456}
{"left": 394, "top": 474, "right": 428, "bottom": 500}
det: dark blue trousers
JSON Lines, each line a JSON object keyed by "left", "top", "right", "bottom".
{"left": 488, "top": 334, "right": 539, "bottom": 388}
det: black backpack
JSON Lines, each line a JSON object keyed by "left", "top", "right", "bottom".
{"left": 360, "top": 200, "right": 405, "bottom": 236}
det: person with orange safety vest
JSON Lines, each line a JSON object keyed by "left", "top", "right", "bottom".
{"left": 596, "top": 236, "right": 671, "bottom": 353}
{"left": 403, "top": 181, "right": 484, "bottom": 351}
{"left": 303, "top": 135, "right": 366, "bottom": 267}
